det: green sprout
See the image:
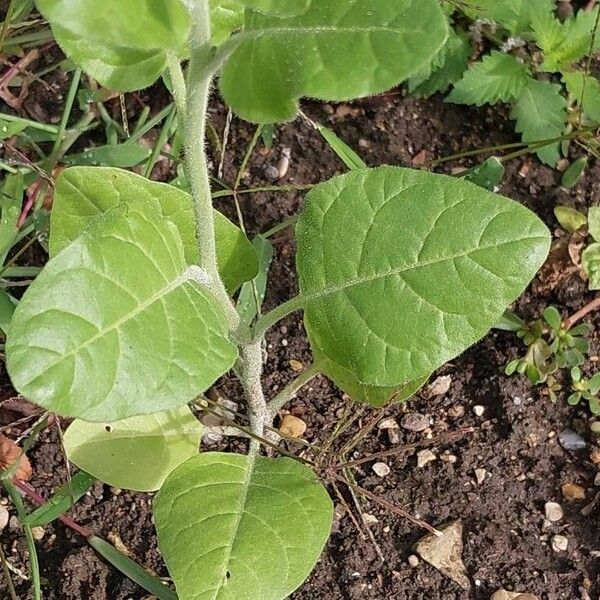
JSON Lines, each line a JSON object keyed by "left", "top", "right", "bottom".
{"left": 569, "top": 367, "right": 600, "bottom": 415}
{"left": 504, "top": 307, "right": 590, "bottom": 390}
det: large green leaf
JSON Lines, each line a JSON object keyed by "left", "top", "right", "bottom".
{"left": 296, "top": 167, "right": 550, "bottom": 388}
{"left": 243, "top": 0, "right": 309, "bottom": 16}
{"left": 461, "top": 0, "right": 554, "bottom": 34}
{"left": 220, "top": 0, "right": 448, "bottom": 123}
{"left": 155, "top": 452, "right": 333, "bottom": 600}
{"left": 446, "top": 51, "right": 531, "bottom": 106}
{"left": 211, "top": 0, "right": 245, "bottom": 44}
{"left": 6, "top": 199, "right": 237, "bottom": 422}
{"left": 36, "top": 0, "right": 190, "bottom": 52}
{"left": 511, "top": 79, "right": 567, "bottom": 167}
{"left": 64, "top": 408, "right": 203, "bottom": 492}
{"left": 49, "top": 167, "right": 258, "bottom": 294}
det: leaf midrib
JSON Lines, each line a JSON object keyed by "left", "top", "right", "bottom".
{"left": 23, "top": 267, "right": 197, "bottom": 388}
{"left": 300, "top": 234, "right": 548, "bottom": 304}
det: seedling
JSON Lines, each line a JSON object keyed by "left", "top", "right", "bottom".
{"left": 411, "top": 2, "right": 600, "bottom": 169}
{"left": 504, "top": 306, "right": 590, "bottom": 387}
{"left": 3, "top": 1, "right": 551, "bottom": 598}
{"left": 569, "top": 366, "right": 600, "bottom": 415}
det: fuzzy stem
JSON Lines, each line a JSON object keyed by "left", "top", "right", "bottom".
{"left": 171, "top": 2, "right": 238, "bottom": 328}
{"left": 239, "top": 341, "right": 268, "bottom": 450}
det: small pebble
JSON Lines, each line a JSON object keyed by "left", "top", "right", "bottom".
{"left": 416, "top": 449, "right": 437, "bottom": 468}
{"left": 408, "top": 554, "right": 420, "bottom": 568}
{"left": 362, "top": 513, "right": 379, "bottom": 524}
{"left": 279, "top": 414, "right": 307, "bottom": 439}
{"left": 31, "top": 526, "right": 45, "bottom": 541}
{"left": 378, "top": 418, "right": 399, "bottom": 431}
{"left": 474, "top": 468, "right": 487, "bottom": 485}
{"left": 289, "top": 359, "right": 304, "bottom": 372}
{"left": 594, "top": 473, "right": 600, "bottom": 486}
{"left": 372, "top": 462, "right": 391, "bottom": 477}
{"left": 400, "top": 412, "right": 429, "bottom": 432}
{"left": 558, "top": 428, "right": 587, "bottom": 451}
{"left": 0, "top": 506, "right": 8, "bottom": 530}
{"left": 110, "top": 487, "right": 122, "bottom": 496}
{"left": 590, "top": 448, "right": 600, "bottom": 464}
{"left": 544, "top": 501, "right": 563, "bottom": 522}
{"left": 441, "top": 453, "right": 458, "bottom": 464}
{"left": 264, "top": 164, "right": 280, "bottom": 181}
{"left": 426, "top": 375, "right": 452, "bottom": 396}
{"left": 561, "top": 482, "right": 586, "bottom": 501}
{"left": 473, "top": 405, "right": 485, "bottom": 417}
{"left": 551, "top": 534, "right": 569, "bottom": 552}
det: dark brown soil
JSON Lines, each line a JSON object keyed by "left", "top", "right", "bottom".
{"left": 2, "top": 76, "right": 600, "bottom": 599}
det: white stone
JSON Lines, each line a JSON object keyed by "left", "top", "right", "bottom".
{"left": 372, "top": 462, "right": 391, "bottom": 477}
{"left": 0, "top": 506, "right": 8, "bottom": 530}
{"left": 474, "top": 468, "right": 487, "bottom": 485}
{"left": 473, "top": 405, "right": 485, "bottom": 417}
{"left": 544, "top": 502, "right": 563, "bottom": 522}
{"left": 551, "top": 535, "right": 568, "bottom": 552}
{"left": 417, "top": 449, "right": 437, "bottom": 468}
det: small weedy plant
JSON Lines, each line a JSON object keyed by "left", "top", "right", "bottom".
{"left": 410, "top": 1, "right": 600, "bottom": 168}
{"left": 4, "top": 1, "right": 551, "bottom": 598}
{"left": 569, "top": 366, "right": 600, "bottom": 415}
{"left": 503, "top": 306, "right": 590, "bottom": 396}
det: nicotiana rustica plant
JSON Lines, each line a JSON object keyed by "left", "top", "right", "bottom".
{"left": 4, "top": 1, "right": 551, "bottom": 598}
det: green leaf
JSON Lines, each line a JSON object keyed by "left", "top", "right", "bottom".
{"left": 243, "top": 0, "right": 310, "bottom": 17}
{"left": 0, "top": 291, "right": 16, "bottom": 335}
{"left": 543, "top": 306, "right": 562, "bottom": 330}
{"left": 494, "top": 309, "right": 524, "bottom": 332}
{"left": 35, "top": 0, "right": 190, "bottom": 52}
{"left": 49, "top": 167, "right": 258, "bottom": 294}
{"left": 155, "top": 452, "right": 333, "bottom": 600}
{"left": 309, "top": 318, "right": 428, "bottom": 406}
{"left": 296, "top": 167, "right": 550, "bottom": 387}
{"left": 236, "top": 235, "right": 274, "bottom": 324}
{"left": 563, "top": 71, "right": 600, "bottom": 124}
{"left": 583, "top": 242, "right": 600, "bottom": 289}
{"left": 461, "top": 0, "right": 554, "bottom": 33}
{"left": 211, "top": 0, "right": 245, "bottom": 44}
{"left": 409, "top": 28, "right": 471, "bottom": 98}
{"left": 52, "top": 24, "right": 168, "bottom": 92}
{"left": 0, "top": 173, "right": 23, "bottom": 264}
{"left": 588, "top": 207, "right": 600, "bottom": 241}
{"left": 554, "top": 205, "right": 587, "bottom": 233}
{"left": 447, "top": 51, "right": 531, "bottom": 107}
{"left": 64, "top": 408, "right": 203, "bottom": 491}
{"left": 0, "top": 118, "right": 27, "bottom": 139}
{"left": 220, "top": 0, "right": 448, "bottom": 122}
{"left": 533, "top": 7, "right": 600, "bottom": 72}
{"left": 317, "top": 125, "right": 366, "bottom": 171}
{"left": 23, "top": 471, "right": 95, "bottom": 527}
{"left": 465, "top": 157, "right": 505, "bottom": 191}
{"left": 89, "top": 536, "right": 178, "bottom": 600}
{"left": 511, "top": 79, "right": 567, "bottom": 166}
{"left": 6, "top": 199, "right": 237, "bottom": 422}
{"left": 561, "top": 157, "right": 588, "bottom": 189}
{"left": 62, "top": 141, "right": 151, "bottom": 168}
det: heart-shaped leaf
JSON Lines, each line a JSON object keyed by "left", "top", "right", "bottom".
{"left": 220, "top": 0, "right": 448, "bottom": 122}
{"left": 155, "top": 452, "right": 333, "bottom": 600}
{"left": 49, "top": 167, "right": 258, "bottom": 294}
{"left": 7, "top": 199, "right": 237, "bottom": 422}
{"left": 296, "top": 167, "right": 550, "bottom": 387}
{"left": 64, "top": 408, "right": 203, "bottom": 492}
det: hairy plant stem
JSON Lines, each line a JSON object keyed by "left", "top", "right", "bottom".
{"left": 169, "top": 2, "right": 238, "bottom": 328}
{"left": 240, "top": 341, "right": 268, "bottom": 452}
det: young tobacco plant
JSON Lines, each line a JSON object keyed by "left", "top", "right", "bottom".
{"left": 410, "top": 0, "right": 600, "bottom": 168}
{"left": 4, "top": 1, "right": 551, "bottom": 598}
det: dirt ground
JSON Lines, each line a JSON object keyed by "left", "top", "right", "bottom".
{"left": 2, "top": 75, "right": 600, "bottom": 599}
